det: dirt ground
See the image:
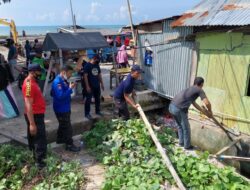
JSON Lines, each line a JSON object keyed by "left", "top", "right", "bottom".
{"left": 53, "top": 139, "right": 105, "bottom": 190}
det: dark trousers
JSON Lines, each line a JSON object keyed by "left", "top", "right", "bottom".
{"left": 25, "top": 114, "right": 47, "bottom": 164}
{"left": 114, "top": 98, "right": 130, "bottom": 120}
{"left": 55, "top": 112, "right": 73, "bottom": 145}
{"left": 85, "top": 87, "right": 100, "bottom": 116}
{"left": 81, "top": 79, "right": 87, "bottom": 101}
{"left": 169, "top": 103, "right": 191, "bottom": 148}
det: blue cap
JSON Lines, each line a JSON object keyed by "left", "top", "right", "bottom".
{"left": 87, "top": 49, "right": 97, "bottom": 59}
{"left": 28, "top": 63, "right": 42, "bottom": 72}
{"left": 131, "top": 65, "right": 143, "bottom": 73}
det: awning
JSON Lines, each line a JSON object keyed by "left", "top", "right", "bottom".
{"left": 43, "top": 32, "right": 109, "bottom": 51}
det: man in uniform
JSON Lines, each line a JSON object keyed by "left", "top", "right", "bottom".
{"left": 51, "top": 65, "right": 80, "bottom": 152}
{"left": 22, "top": 64, "right": 47, "bottom": 169}
{"left": 84, "top": 53, "right": 104, "bottom": 119}
{"left": 169, "top": 77, "right": 212, "bottom": 150}
{"left": 113, "top": 65, "right": 142, "bottom": 120}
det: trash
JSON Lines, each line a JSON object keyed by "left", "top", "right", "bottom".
{"left": 156, "top": 114, "right": 178, "bottom": 131}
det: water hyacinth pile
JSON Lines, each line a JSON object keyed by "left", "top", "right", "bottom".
{"left": 0, "top": 144, "right": 84, "bottom": 190}
{"left": 83, "top": 119, "right": 250, "bottom": 190}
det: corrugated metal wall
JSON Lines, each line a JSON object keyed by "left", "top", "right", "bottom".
{"left": 138, "top": 20, "right": 194, "bottom": 98}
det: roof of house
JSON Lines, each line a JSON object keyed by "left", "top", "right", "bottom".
{"left": 171, "top": 0, "right": 250, "bottom": 27}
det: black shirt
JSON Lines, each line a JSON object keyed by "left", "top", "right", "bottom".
{"left": 172, "top": 86, "right": 207, "bottom": 112}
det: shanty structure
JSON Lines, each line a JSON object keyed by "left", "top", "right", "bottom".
{"left": 42, "top": 32, "right": 109, "bottom": 96}
{"left": 133, "top": 17, "right": 195, "bottom": 98}
{"left": 172, "top": 0, "right": 250, "bottom": 135}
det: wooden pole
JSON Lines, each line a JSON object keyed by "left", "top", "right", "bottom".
{"left": 215, "top": 138, "right": 241, "bottom": 156}
{"left": 126, "top": 0, "right": 135, "bottom": 43}
{"left": 59, "top": 49, "right": 63, "bottom": 69}
{"left": 69, "top": 0, "right": 76, "bottom": 32}
{"left": 112, "top": 47, "right": 119, "bottom": 87}
{"left": 201, "top": 106, "right": 240, "bottom": 138}
{"left": 215, "top": 155, "right": 250, "bottom": 162}
{"left": 136, "top": 105, "right": 186, "bottom": 190}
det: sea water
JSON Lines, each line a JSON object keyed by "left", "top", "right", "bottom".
{"left": 0, "top": 25, "right": 123, "bottom": 36}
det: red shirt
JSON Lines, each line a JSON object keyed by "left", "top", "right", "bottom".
{"left": 124, "top": 37, "right": 130, "bottom": 46}
{"left": 22, "top": 77, "right": 46, "bottom": 114}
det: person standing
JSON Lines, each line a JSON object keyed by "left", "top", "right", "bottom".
{"left": 25, "top": 40, "right": 32, "bottom": 67}
{"left": 32, "top": 49, "right": 46, "bottom": 91}
{"left": 113, "top": 65, "right": 142, "bottom": 120}
{"left": 0, "top": 63, "right": 19, "bottom": 119}
{"left": 33, "top": 39, "right": 40, "bottom": 51}
{"left": 76, "top": 56, "right": 88, "bottom": 103}
{"left": 22, "top": 64, "right": 47, "bottom": 169}
{"left": 84, "top": 53, "right": 104, "bottom": 119}
{"left": 169, "top": 77, "right": 213, "bottom": 150}
{"left": 51, "top": 65, "right": 80, "bottom": 152}
{"left": 116, "top": 45, "right": 129, "bottom": 68}
{"left": 7, "top": 39, "right": 17, "bottom": 79}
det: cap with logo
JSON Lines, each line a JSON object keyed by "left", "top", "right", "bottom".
{"left": 28, "top": 63, "right": 42, "bottom": 72}
{"left": 131, "top": 65, "right": 143, "bottom": 73}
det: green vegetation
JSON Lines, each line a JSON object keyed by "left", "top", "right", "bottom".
{"left": 83, "top": 119, "right": 250, "bottom": 190}
{"left": 0, "top": 144, "right": 84, "bottom": 190}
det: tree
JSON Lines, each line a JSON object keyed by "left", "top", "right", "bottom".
{"left": 0, "top": 0, "right": 11, "bottom": 4}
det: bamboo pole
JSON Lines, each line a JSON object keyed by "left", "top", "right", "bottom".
{"left": 214, "top": 155, "right": 250, "bottom": 162}
{"left": 215, "top": 138, "right": 241, "bottom": 156}
{"left": 136, "top": 105, "right": 186, "bottom": 190}
{"left": 126, "top": 0, "right": 135, "bottom": 44}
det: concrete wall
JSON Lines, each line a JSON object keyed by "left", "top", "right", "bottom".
{"left": 196, "top": 32, "right": 250, "bottom": 135}
{"left": 190, "top": 118, "right": 250, "bottom": 175}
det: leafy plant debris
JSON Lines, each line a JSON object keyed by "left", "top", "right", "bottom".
{"left": 83, "top": 119, "right": 250, "bottom": 190}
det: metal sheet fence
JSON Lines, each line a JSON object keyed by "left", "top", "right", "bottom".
{"left": 138, "top": 22, "right": 194, "bottom": 98}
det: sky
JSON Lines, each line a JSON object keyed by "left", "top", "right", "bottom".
{"left": 0, "top": 0, "right": 200, "bottom": 26}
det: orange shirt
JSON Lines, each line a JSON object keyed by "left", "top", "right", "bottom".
{"left": 22, "top": 77, "right": 46, "bottom": 114}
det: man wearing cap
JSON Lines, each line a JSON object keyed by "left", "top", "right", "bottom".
{"left": 22, "top": 64, "right": 47, "bottom": 169}
{"left": 113, "top": 65, "right": 142, "bottom": 120}
{"left": 51, "top": 65, "right": 80, "bottom": 152}
{"left": 84, "top": 52, "right": 104, "bottom": 119}
{"left": 169, "top": 77, "right": 213, "bottom": 150}
{"left": 32, "top": 49, "right": 47, "bottom": 91}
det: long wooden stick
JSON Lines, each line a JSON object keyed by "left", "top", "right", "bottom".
{"left": 215, "top": 155, "right": 250, "bottom": 162}
{"left": 215, "top": 138, "right": 241, "bottom": 156}
{"left": 137, "top": 105, "right": 186, "bottom": 190}
{"left": 201, "top": 107, "right": 239, "bottom": 139}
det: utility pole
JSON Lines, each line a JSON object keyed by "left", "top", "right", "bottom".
{"left": 126, "top": 0, "right": 135, "bottom": 43}
{"left": 69, "top": 0, "right": 77, "bottom": 32}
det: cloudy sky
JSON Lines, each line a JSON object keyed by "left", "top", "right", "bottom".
{"left": 0, "top": 0, "right": 200, "bottom": 26}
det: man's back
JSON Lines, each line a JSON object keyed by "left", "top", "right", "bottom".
{"left": 172, "top": 86, "right": 206, "bottom": 112}
{"left": 114, "top": 74, "right": 135, "bottom": 100}
{"left": 8, "top": 45, "right": 16, "bottom": 61}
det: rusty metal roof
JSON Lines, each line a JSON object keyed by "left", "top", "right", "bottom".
{"left": 171, "top": 0, "right": 250, "bottom": 27}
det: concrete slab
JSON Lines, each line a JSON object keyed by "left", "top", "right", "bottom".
{"left": 0, "top": 134, "right": 11, "bottom": 144}
{"left": 0, "top": 65, "right": 114, "bottom": 145}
